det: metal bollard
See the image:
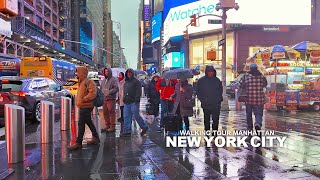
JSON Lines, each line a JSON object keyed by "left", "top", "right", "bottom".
{"left": 141, "top": 87, "right": 145, "bottom": 98}
{"left": 5, "top": 104, "right": 25, "bottom": 164}
{"left": 235, "top": 89, "right": 242, "bottom": 111}
{"left": 74, "top": 95, "right": 79, "bottom": 122}
{"left": 61, "top": 97, "right": 72, "bottom": 131}
{"left": 41, "top": 101, "right": 55, "bottom": 144}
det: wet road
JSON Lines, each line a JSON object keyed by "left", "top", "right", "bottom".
{"left": 4, "top": 98, "right": 320, "bottom": 179}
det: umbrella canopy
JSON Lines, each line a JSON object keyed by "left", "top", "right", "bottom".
{"left": 135, "top": 70, "right": 147, "bottom": 75}
{"left": 292, "top": 41, "right": 320, "bottom": 52}
{"left": 162, "top": 68, "right": 194, "bottom": 79}
{"left": 269, "top": 45, "right": 300, "bottom": 60}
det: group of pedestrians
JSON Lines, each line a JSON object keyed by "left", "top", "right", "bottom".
{"left": 68, "top": 63, "right": 268, "bottom": 151}
{"left": 68, "top": 65, "right": 148, "bottom": 151}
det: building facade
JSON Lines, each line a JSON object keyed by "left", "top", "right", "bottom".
{"left": 0, "top": 0, "right": 93, "bottom": 66}
{"left": 103, "top": 0, "right": 113, "bottom": 67}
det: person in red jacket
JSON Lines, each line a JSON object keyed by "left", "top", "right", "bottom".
{"left": 156, "top": 76, "right": 178, "bottom": 131}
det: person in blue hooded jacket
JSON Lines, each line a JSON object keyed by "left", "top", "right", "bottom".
{"left": 196, "top": 65, "right": 223, "bottom": 133}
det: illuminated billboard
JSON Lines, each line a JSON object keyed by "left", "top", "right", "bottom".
{"left": 163, "top": 0, "right": 312, "bottom": 44}
{"left": 164, "top": 52, "right": 182, "bottom": 68}
{"left": 80, "top": 19, "right": 93, "bottom": 57}
{"left": 152, "top": 12, "right": 162, "bottom": 43}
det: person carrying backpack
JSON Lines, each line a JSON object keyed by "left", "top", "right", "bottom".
{"left": 100, "top": 65, "right": 119, "bottom": 133}
{"left": 68, "top": 66, "right": 100, "bottom": 151}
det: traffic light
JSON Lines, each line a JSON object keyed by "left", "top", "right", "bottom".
{"left": 190, "top": 14, "right": 197, "bottom": 26}
{"left": 60, "top": 39, "right": 65, "bottom": 50}
{"left": 183, "top": 30, "right": 189, "bottom": 40}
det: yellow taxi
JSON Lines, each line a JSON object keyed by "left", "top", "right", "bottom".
{"left": 63, "top": 78, "right": 78, "bottom": 96}
{"left": 63, "top": 78, "right": 101, "bottom": 97}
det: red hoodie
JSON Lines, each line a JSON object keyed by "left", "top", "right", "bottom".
{"left": 156, "top": 78, "right": 178, "bottom": 100}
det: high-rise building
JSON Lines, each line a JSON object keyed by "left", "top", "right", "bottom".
{"left": 112, "top": 31, "right": 126, "bottom": 68}
{"left": 87, "top": 0, "right": 104, "bottom": 66}
{"left": 0, "top": 0, "right": 93, "bottom": 66}
{"left": 103, "top": 0, "right": 113, "bottom": 67}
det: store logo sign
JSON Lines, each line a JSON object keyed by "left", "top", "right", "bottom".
{"left": 263, "top": 27, "right": 289, "bottom": 32}
{"left": 169, "top": 4, "right": 215, "bottom": 22}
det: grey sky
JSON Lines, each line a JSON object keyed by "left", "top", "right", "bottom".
{"left": 111, "top": 0, "right": 140, "bottom": 69}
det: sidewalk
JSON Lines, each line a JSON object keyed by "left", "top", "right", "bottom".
{"left": 4, "top": 98, "right": 320, "bottom": 179}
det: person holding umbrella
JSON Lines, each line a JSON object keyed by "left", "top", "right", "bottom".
{"left": 156, "top": 68, "right": 178, "bottom": 131}
{"left": 169, "top": 78, "right": 193, "bottom": 131}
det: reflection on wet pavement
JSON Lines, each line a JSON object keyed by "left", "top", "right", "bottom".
{"left": 4, "top": 99, "right": 320, "bottom": 179}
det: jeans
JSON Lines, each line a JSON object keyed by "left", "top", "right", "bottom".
{"left": 152, "top": 102, "right": 160, "bottom": 117}
{"left": 76, "top": 108, "right": 99, "bottom": 144}
{"left": 103, "top": 99, "right": 116, "bottom": 129}
{"left": 160, "top": 100, "right": 174, "bottom": 127}
{"left": 245, "top": 104, "right": 264, "bottom": 130}
{"left": 123, "top": 103, "right": 148, "bottom": 134}
{"left": 203, "top": 106, "right": 221, "bottom": 131}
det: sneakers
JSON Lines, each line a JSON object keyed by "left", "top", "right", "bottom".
{"left": 255, "top": 124, "right": 261, "bottom": 136}
{"left": 140, "top": 127, "right": 149, "bottom": 136}
{"left": 67, "top": 143, "right": 82, "bottom": 151}
{"left": 87, "top": 137, "right": 100, "bottom": 145}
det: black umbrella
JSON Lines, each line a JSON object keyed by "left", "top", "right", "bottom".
{"left": 162, "top": 68, "right": 194, "bottom": 79}
{"left": 135, "top": 70, "right": 147, "bottom": 75}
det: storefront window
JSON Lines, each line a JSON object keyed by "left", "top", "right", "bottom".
{"left": 189, "top": 33, "right": 235, "bottom": 85}
{"left": 190, "top": 38, "right": 204, "bottom": 65}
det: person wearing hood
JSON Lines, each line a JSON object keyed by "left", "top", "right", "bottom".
{"left": 196, "top": 65, "right": 223, "bottom": 133}
{"left": 239, "top": 63, "right": 267, "bottom": 132}
{"left": 147, "top": 75, "right": 160, "bottom": 120}
{"left": 67, "top": 66, "right": 100, "bottom": 151}
{"left": 170, "top": 78, "right": 194, "bottom": 131}
{"left": 122, "top": 69, "right": 149, "bottom": 137}
{"left": 100, "top": 65, "right": 119, "bottom": 133}
{"left": 118, "top": 72, "right": 125, "bottom": 123}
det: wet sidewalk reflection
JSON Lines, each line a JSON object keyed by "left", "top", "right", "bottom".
{"left": 5, "top": 98, "right": 320, "bottom": 179}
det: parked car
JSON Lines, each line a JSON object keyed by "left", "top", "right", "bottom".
{"left": 226, "top": 73, "right": 245, "bottom": 98}
{"left": 0, "top": 76, "right": 72, "bottom": 124}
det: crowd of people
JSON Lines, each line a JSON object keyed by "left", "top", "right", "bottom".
{"left": 67, "top": 63, "right": 268, "bottom": 151}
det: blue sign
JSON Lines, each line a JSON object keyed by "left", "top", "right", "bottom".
{"left": 163, "top": 0, "right": 198, "bottom": 20}
{"left": 152, "top": 12, "right": 162, "bottom": 43}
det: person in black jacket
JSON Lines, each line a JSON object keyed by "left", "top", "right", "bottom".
{"left": 196, "top": 65, "right": 223, "bottom": 133}
{"left": 147, "top": 75, "right": 160, "bottom": 120}
{"left": 122, "top": 68, "right": 148, "bottom": 137}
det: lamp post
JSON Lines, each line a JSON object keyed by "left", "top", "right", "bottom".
{"left": 215, "top": 0, "right": 239, "bottom": 111}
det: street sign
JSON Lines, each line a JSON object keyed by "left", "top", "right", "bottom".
{"left": 208, "top": 19, "right": 222, "bottom": 24}
{"left": 218, "top": 39, "right": 225, "bottom": 47}
{"left": 229, "top": 23, "right": 242, "bottom": 28}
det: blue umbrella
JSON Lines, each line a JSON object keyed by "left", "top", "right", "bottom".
{"left": 271, "top": 45, "right": 286, "bottom": 53}
{"left": 292, "top": 41, "right": 320, "bottom": 52}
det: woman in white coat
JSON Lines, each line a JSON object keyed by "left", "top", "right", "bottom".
{"left": 118, "top": 72, "right": 125, "bottom": 122}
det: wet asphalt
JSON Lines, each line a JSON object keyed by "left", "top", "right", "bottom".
{"left": 3, "top": 98, "right": 320, "bottom": 180}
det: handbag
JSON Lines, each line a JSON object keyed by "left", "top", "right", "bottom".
{"left": 238, "top": 74, "right": 248, "bottom": 102}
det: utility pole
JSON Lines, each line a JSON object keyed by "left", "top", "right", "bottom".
{"left": 216, "top": 0, "right": 239, "bottom": 111}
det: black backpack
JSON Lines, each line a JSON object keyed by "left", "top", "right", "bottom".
{"left": 85, "top": 79, "right": 104, "bottom": 107}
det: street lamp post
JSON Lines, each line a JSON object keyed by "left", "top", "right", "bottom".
{"left": 216, "top": 0, "right": 239, "bottom": 111}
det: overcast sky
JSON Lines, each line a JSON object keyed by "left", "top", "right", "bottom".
{"left": 111, "top": 0, "right": 140, "bottom": 69}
